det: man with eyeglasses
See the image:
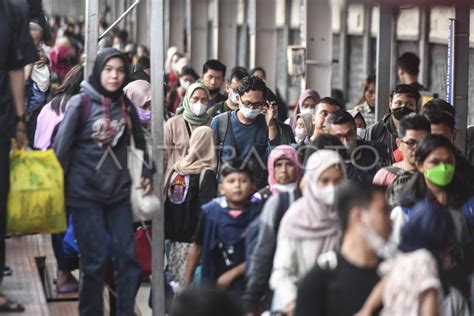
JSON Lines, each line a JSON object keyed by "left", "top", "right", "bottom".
{"left": 308, "top": 97, "right": 341, "bottom": 143}
{"left": 207, "top": 66, "right": 249, "bottom": 117}
{"left": 325, "top": 110, "right": 388, "bottom": 183}
{"left": 211, "top": 76, "right": 271, "bottom": 189}
{"left": 373, "top": 113, "right": 431, "bottom": 208}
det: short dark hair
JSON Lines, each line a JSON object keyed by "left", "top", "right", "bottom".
{"left": 317, "top": 97, "right": 342, "bottom": 110}
{"left": 336, "top": 181, "right": 386, "bottom": 232}
{"left": 250, "top": 66, "right": 266, "bottom": 77}
{"left": 397, "top": 113, "right": 431, "bottom": 139}
{"left": 422, "top": 99, "right": 455, "bottom": 117}
{"left": 389, "top": 84, "right": 421, "bottom": 104}
{"left": 202, "top": 59, "right": 227, "bottom": 78}
{"left": 423, "top": 110, "right": 456, "bottom": 132}
{"left": 326, "top": 110, "right": 356, "bottom": 130}
{"left": 180, "top": 66, "right": 199, "bottom": 80}
{"left": 170, "top": 286, "right": 242, "bottom": 316}
{"left": 265, "top": 88, "right": 277, "bottom": 103}
{"left": 219, "top": 159, "right": 254, "bottom": 183}
{"left": 398, "top": 52, "right": 420, "bottom": 76}
{"left": 238, "top": 75, "right": 267, "bottom": 97}
{"left": 227, "top": 66, "right": 249, "bottom": 84}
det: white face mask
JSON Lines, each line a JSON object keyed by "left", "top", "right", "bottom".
{"left": 181, "top": 80, "right": 191, "bottom": 90}
{"left": 190, "top": 102, "right": 207, "bottom": 116}
{"left": 294, "top": 127, "right": 307, "bottom": 141}
{"left": 230, "top": 91, "right": 239, "bottom": 104}
{"left": 359, "top": 212, "right": 397, "bottom": 259}
{"left": 272, "top": 183, "right": 297, "bottom": 193}
{"left": 240, "top": 104, "right": 261, "bottom": 120}
{"left": 301, "top": 108, "right": 315, "bottom": 115}
{"left": 313, "top": 184, "right": 336, "bottom": 206}
{"left": 356, "top": 128, "right": 366, "bottom": 139}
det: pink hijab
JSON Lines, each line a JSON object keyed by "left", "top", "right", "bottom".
{"left": 278, "top": 150, "right": 346, "bottom": 240}
{"left": 123, "top": 80, "right": 152, "bottom": 108}
{"left": 267, "top": 145, "right": 302, "bottom": 194}
{"left": 290, "top": 89, "right": 320, "bottom": 129}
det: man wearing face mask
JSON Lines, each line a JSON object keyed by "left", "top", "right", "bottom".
{"left": 168, "top": 66, "right": 199, "bottom": 113}
{"left": 295, "top": 182, "right": 391, "bottom": 316}
{"left": 365, "top": 84, "right": 420, "bottom": 164}
{"left": 326, "top": 110, "right": 388, "bottom": 183}
{"left": 201, "top": 59, "right": 227, "bottom": 109}
{"left": 207, "top": 66, "right": 249, "bottom": 117}
{"left": 211, "top": 76, "right": 271, "bottom": 189}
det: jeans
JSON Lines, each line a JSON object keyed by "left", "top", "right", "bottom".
{"left": 71, "top": 199, "right": 141, "bottom": 316}
{"left": 0, "top": 138, "right": 10, "bottom": 288}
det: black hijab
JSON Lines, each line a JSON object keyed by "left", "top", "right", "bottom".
{"left": 89, "top": 48, "right": 130, "bottom": 100}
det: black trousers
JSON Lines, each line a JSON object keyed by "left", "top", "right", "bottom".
{"left": 0, "top": 137, "right": 11, "bottom": 286}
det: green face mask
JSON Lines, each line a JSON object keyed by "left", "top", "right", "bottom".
{"left": 424, "top": 163, "right": 455, "bottom": 187}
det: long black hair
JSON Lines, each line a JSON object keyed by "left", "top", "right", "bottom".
{"left": 400, "top": 134, "right": 471, "bottom": 209}
{"left": 50, "top": 65, "right": 84, "bottom": 114}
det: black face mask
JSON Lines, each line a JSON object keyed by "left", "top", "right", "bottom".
{"left": 392, "top": 106, "right": 414, "bottom": 120}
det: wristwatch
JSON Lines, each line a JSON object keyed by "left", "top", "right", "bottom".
{"left": 15, "top": 113, "right": 28, "bottom": 124}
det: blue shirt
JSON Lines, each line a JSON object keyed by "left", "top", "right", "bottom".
{"left": 211, "top": 110, "right": 271, "bottom": 166}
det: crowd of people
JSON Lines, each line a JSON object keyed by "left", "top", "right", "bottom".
{"left": 1, "top": 1, "right": 474, "bottom": 316}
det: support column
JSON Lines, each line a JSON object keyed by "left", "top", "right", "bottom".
{"left": 248, "top": 0, "right": 277, "bottom": 90}
{"left": 418, "top": 5, "right": 430, "bottom": 87}
{"left": 187, "top": 0, "right": 209, "bottom": 72}
{"left": 237, "top": 0, "right": 249, "bottom": 68}
{"left": 214, "top": 0, "right": 238, "bottom": 69}
{"left": 302, "top": 0, "right": 332, "bottom": 97}
{"left": 150, "top": 0, "right": 166, "bottom": 314}
{"left": 453, "top": 6, "right": 470, "bottom": 154}
{"left": 362, "top": 4, "right": 372, "bottom": 77}
{"left": 84, "top": 0, "right": 99, "bottom": 79}
{"left": 339, "top": 4, "right": 349, "bottom": 101}
{"left": 375, "top": 5, "right": 393, "bottom": 122}
{"left": 169, "top": 0, "right": 185, "bottom": 52}
{"left": 390, "top": 9, "right": 398, "bottom": 90}
{"left": 136, "top": 0, "right": 150, "bottom": 47}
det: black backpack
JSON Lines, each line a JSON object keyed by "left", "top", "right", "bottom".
{"left": 385, "top": 166, "right": 414, "bottom": 209}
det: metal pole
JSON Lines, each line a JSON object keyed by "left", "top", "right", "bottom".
{"left": 375, "top": 5, "right": 393, "bottom": 122}
{"left": 389, "top": 8, "right": 398, "bottom": 90}
{"left": 362, "top": 4, "right": 372, "bottom": 78}
{"left": 419, "top": 5, "right": 430, "bottom": 87}
{"left": 150, "top": 0, "right": 165, "bottom": 314}
{"left": 453, "top": 6, "right": 470, "bottom": 154}
{"left": 98, "top": 0, "right": 141, "bottom": 41}
{"left": 85, "top": 0, "right": 99, "bottom": 79}
{"left": 339, "top": 4, "right": 349, "bottom": 103}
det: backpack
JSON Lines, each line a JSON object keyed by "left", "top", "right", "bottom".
{"left": 385, "top": 166, "right": 414, "bottom": 209}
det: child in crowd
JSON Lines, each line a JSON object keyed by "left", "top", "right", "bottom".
{"left": 183, "top": 159, "right": 262, "bottom": 296}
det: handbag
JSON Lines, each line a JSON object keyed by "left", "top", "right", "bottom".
{"left": 129, "top": 133, "right": 161, "bottom": 222}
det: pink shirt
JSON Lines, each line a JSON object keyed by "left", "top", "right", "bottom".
{"left": 372, "top": 161, "right": 404, "bottom": 187}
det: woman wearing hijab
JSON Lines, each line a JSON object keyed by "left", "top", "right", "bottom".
{"left": 164, "top": 126, "right": 218, "bottom": 285}
{"left": 164, "top": 82, "right": 211, "bottom": 181}
{"left": 244, "top": 146, "right": 303, "bottom": 313}
{"left": 286, "top": 89, "right": 320, "bottom": 129}
{"left": 293, "top": 113, "right": 315, "bottom": 147}
{"left": 269, "top": 150, "right": 347, "bottom": 315}
{"left": 123, "top": 79, "right": 153, "bottom": 145}
{"left": 53, "top": 48, "right": 153, "bottom": 315}
{"left": 254, "top": 145, "right": 302, "bottom": 203}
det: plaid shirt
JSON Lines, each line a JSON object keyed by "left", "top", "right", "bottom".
{"left": 353, "top": 102, "right": 376, "bottom": 126}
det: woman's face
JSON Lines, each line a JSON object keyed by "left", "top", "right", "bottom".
{"left": 417, "top": 147, "right": 456, "bottom": 178}
{"left": 301, "top": 97, "right": 317, "bottom": 110}
{"left": 296, "top": 117, "right": 306, "bottom": 131}
{"left": 274, "top": 158, "right": 298, "bottom": 185}
{"left": 364, "top": 83, "right": 376, "bottom": 108}
{"left": 316, "top": 164, "right": 344, "bottom": 189}
{"left": 100, "top": 57, "right": 126, "bottom": 93}
{"left": 190, "top": 88, "right": 209, "bottom": 105}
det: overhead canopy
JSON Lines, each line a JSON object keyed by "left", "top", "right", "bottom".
{"left": 343, "top": 0, "right": 472, "bottom": 6}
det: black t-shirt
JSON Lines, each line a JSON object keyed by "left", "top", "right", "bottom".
{"left": 0, "top": 0, "right": 38, "bottom": 137}
{"left": 295, "top": 252, "right": 380, "bottom": 316}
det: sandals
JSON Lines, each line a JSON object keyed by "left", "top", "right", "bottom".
{"left": 0, "top": 295, "right": 25, "bottom": 313}
{"left": 56, "top": 283, "right": 79, "bottom": 294}
{"left": 2, "top": 266, "right": 13, "bottom": 277}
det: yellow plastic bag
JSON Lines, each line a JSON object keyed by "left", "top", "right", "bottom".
{"left": 7, "top": 148, "right": 67, "bottom": 235}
